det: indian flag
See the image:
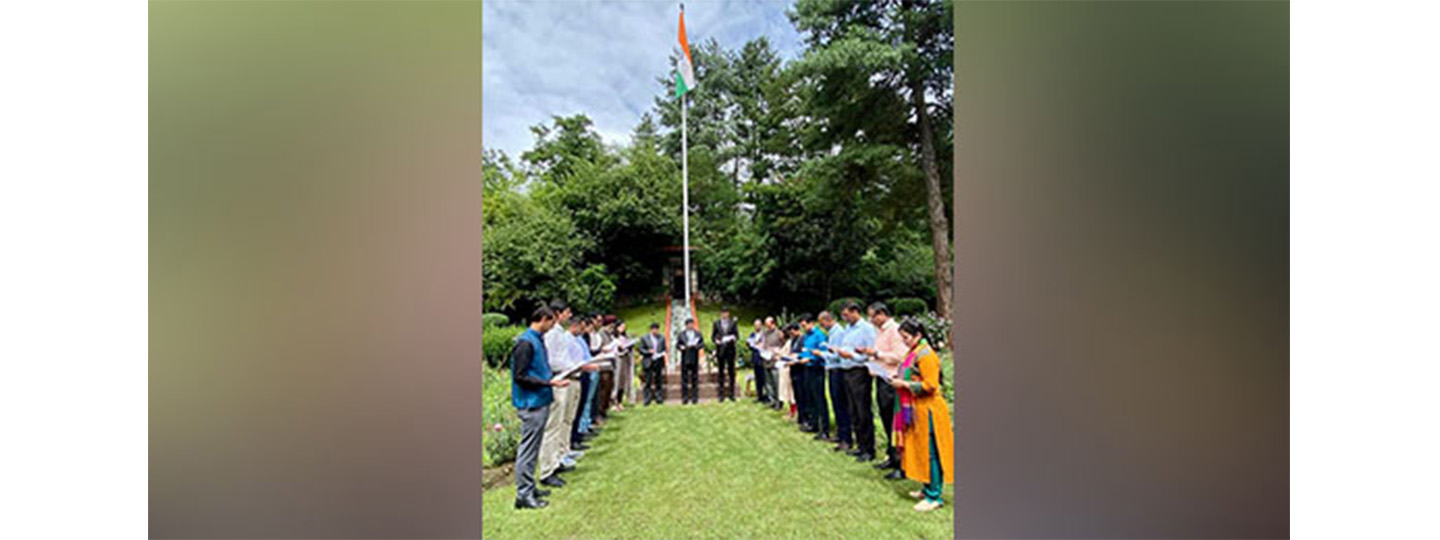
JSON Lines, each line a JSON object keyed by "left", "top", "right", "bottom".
{"left": 675, "top": 8, "right": 696, "bottom": 98}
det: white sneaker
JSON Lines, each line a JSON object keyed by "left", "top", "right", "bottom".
{"left": 908, "top": 490, "right": 923, "bottom": 500}
{"left": 913, "top": 499, "right": 942, "bottom": 512}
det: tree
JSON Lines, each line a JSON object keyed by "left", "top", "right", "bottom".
{"left": 789, "top": 0, "right": 955, "bottom": 318}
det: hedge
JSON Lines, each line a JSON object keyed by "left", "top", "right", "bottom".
{"left": 483, "top": 325, "right": 524, "bottom": 369}
{"left": 890, "top": 297, "right": 927, "bottom": 317}
{"left": 483, "top": 312, "right": 510, "bottom": 328}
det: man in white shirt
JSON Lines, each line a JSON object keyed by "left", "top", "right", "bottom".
{"left": 539, "top": 301, "right": 597, "bottom": 488}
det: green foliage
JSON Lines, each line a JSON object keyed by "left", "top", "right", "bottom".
{"left": 570, "top": 265, "right": 618, "bottom": 314}
{"left": 483, "top": 364, "right": 521, "bottom": 467}
{"left": 483, "top": 312, "right": 510, "bottom": 328}
{"left": 890, "top": 297, "right": 927, "bottom": 317}
{"left": 482, "top": 191, "right": 590, "bottom": 314}
{"left": 483, "top": 325, "right": 524, "bottom": 370}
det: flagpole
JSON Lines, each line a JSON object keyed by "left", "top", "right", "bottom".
{"left": 681, "top": 80, "right": 690, "bottom": 311}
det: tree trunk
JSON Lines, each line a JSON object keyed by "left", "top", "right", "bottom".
{"left": 910, "top": 79, "right": 953, "bottom": 322}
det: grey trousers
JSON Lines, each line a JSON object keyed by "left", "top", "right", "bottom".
{"left": 515, "top": 404, "right": 550, "bottom": 500}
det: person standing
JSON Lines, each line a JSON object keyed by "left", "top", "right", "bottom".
{"left": 637, "top": 322, "right": 667, "bottom": 405}
{"left": 609, "top": 320, "right": 635, "bottom": 409}
{"left": 889, "top": 319, "right": 955, "bottom": 512}
{"left": 775, "top": 322, "right": 801, "bottom": 419}
{"left": 712, "top": 308, "right": 740, "bottom": 402}
{"left": 813, "top": 311, "right": 852, "bottom": 451}
{"left": 834, "top": 301, "right": 879, "bottom": 462}
{"left": 746, "top": 319, "right": 767, "bottom": 403}
{"left": 859, "top": 302, "right": 908, "bottom": 479}
{"left": 540, "top": 307, "right": 597, "bottom": 489}
{"left": 797, "top": 314, "right": 830, "bottom": 439}
{"left": 510, "top": 305, "right": 565, "bottom": 509}
{"left": 591, "top": 315, "right": 616, "bottom": 425}
{"left": 676, "top": 318, "right": 706, "bottom": 404}
{"left": 761, "top": 316, "right": 785, "bottom": 409}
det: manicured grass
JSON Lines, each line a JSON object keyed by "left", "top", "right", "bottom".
{"left": 482, "top": 400, "right": 955, "bottom": 540}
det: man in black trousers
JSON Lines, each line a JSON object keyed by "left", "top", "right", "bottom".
{"left": 638, "top": 322, "right": 667, "bottom": 405}
{"left": 676, "top": 318, "right": 706, "bottom": 404}
{"left": 712, "top": 307, "right": 739, "bottom": 402}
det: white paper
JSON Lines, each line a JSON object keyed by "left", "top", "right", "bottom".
{"left": 864, "top": 361, "right": 893, "bottom": 381}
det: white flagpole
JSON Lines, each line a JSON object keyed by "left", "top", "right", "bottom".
{"left": 681, "top": 84, "right": 690, "bottom": 311}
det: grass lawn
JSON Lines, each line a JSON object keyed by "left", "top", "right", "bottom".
{"left": 482, "top": 401, "right": 955, "bottom": 540}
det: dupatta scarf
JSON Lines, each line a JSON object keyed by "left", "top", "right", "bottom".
{"left": 891, "top": 338, "right": 931, "bottom": 450}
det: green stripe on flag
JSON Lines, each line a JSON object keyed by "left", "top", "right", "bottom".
{"left": 674, "top": 70, "right": 690, "bottom": 98}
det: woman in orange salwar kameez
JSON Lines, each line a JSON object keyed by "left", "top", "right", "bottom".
{"left": 886, "top": 318, "right": 955, "bottom": 512}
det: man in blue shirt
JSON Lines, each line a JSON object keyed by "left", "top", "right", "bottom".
{"left": 797, "top": 314, "right": 830, "bottom": 439}
{"left": 812, "top": 311, "right": 853, "bottom": 452}
{"left": 833, "top": 301, "right": 879, "bottom": 462}
{"left": 510, "top": 305, "right": 569, "bottom": 509}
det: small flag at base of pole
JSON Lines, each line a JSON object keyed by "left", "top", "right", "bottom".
{"left": 675, "top": 5, "right": 696, "bottom": 98}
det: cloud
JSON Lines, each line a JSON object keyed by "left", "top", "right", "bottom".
{"left": 483, "top": 0, "right": 803, "bottom": 160}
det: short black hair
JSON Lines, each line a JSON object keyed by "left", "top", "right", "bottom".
{"left": 840, "top": 300, "right": 863, "bottom": 313}
{"left": 685, "top": 318, "right": 695, "bottom": 325}
{"left": 797, "top": 313, "right": 814, "bottom": 324}
{"left": 782, "top": 322, "right": 799, "bottom": 333}
{"left": 548, "top": 299, "right": 569, "bottom": 312}
{"left": 867, "top": 302, "right": 891, "bottom": 317}
{"left": 720, "top": 307, "right": 730, "bottom": 313}
{"left": 650, "top": 322, "right": 661, "bottom": 329}
{"left": 529, "top": 305, "right": 556, "bottom": 323}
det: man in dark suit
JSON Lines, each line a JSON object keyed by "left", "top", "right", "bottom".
{"left": 637, "top": 322, "right": 667, "bottom": 405}
{"left": 711, "top": 308, "right": 740, "bottom": 402}
{"left": 676, "top": 318, "right": 706, "bottom": 404}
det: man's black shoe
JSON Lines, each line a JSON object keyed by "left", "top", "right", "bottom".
{"left": 557, "top": 463, "right": 576, "bottom": 473}
{"left": 541, "top": 474, "right": 566, "bottom": 488}
{"left": 846, "top": 448, "right": 863, "bottom": 456}
{"left": 855, "top": 452, "right": 875, "bottom": 463}
{"left": 515, "top": 496, "right": 548, "bottom": 510}
{"left": 534, "top": 488, "right": 551, "bottom": 498}
{"left": 812, "top": 432, "right": 828, "bottom": 441}
{"left": 884, "top": 470, "right": 906, "bottom": 481}
{"left": 874, "top": 458, "right": 898, "bottom": 470}
{"left": 800, "top": 424, "right": 816, "bottom": 433}
{"left": 572, "top": 442, "right": 591, "bottom": 451}
{"left": 833, "top": 442, "right": 852, "bottom": 452}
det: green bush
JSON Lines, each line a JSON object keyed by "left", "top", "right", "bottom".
{"left": 890, "top": 297, "right": 927, "bottom": 317}
{"left": 483, "top": 325, "right": 524, "bottom": 369}
{"left": 826, "top": 297, "right": 865, "bottom": 317}
{"left": 483, "top": 364, "right": 521, "bottom": 467}
{"left": 483, "top": 313, "right": 510, "bottom": 328}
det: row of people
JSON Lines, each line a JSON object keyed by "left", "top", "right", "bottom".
{"left": 747, "top": 301, "right": 956, "bottom": 511}
{"left": 508, "top": 300, "right": 638, "bottom": 510}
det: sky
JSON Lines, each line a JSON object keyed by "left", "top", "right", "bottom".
{"left": 483, "top": 0, "right": 805, "bottom": 161}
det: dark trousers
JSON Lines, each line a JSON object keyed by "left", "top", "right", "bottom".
{"left": 790, "top": 364, "right": 809, "bottom": 425}
{"left": 681, "top": 360, "right": 700, "bottom": 403}
{"left": 807, "top": 364, "right": 829, "bottom": 436}
{"left": 643, "top": 362, "right": 665, "bottom": 404}
{"left": 751, "top": 351, "right": 768, "bottom": 402}
{"left": 844, "top": 367, "right": 875, "bottom": 455}
{"left": 716, "top": 346, "right": 736, "bottom": 400}
{"left": 875, "top": 376, "right": 899, "bottom": 465}
{"left": 571, "top": 372, "right": 592, "bottom": 444}
{"left": 828, "top": 368, "right": 852, "bottom": 444}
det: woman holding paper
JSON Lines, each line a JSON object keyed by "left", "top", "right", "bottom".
{"left": 888, "top": 318, "right": 955, "bottom": 512}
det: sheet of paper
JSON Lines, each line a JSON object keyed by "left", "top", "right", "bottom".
{"left": 864, "top": 361, "right": 893, "bottom": 381}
